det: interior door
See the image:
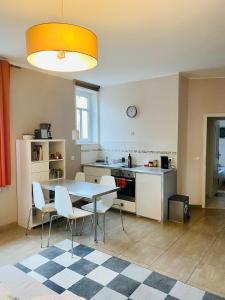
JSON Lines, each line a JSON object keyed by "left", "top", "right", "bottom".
{"left": 214, "top": 121, "right": 220, "bottom": 191}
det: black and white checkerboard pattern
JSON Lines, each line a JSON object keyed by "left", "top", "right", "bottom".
{"left": 15, "top": 239, "right": 224, "bottom": 300}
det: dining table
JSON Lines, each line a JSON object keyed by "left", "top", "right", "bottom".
{"left": 41, "top": 179, "right": 120, "bottom": 242}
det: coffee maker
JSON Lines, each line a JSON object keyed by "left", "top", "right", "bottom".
{"left": 161, "top": 156, "right": 169, "bottom": 169}
{"left": 34, "top": 123, "right": 52, "bottom": 139}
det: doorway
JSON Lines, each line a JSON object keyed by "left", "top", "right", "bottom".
{"left": 203, "top": 115, "right": 225, "bottom": 209}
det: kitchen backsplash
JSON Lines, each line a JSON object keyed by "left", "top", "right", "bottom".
{"left": 81, "top": 143, "right": 177, "bottom": 167}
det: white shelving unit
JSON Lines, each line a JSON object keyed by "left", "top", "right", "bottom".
{"left": 16, "top": 139, "right": 66, "bottom": 229}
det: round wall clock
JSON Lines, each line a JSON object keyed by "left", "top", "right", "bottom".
{"left": 126, "top": 106, "right": 137, "bottom": 118}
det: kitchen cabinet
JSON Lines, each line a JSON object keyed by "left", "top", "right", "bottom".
{"left": 136, "top": 171, "right": 177, "bottom": 221}
{"left": 83, "top": 166, "right": 111, "bottom": 183}
{"left": 83, "top": 163, "right": 177, "bottom": 221}
{"left": 136, "top": 173, "right": 162, "bottom": 221}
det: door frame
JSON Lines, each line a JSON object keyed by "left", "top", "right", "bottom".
{"left": 202, "top": 113, "right": 225, "bottom": 207}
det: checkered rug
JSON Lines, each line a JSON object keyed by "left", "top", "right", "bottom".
{"left": 15, "top": 239, "right": 224, "bottom": 300}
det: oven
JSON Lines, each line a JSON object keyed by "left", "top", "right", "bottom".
{"left": 111, "top": 169, "right": 135, "bottom": 202}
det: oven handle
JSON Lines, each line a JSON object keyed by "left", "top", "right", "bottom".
{"left": 114, "top": 177, "right": 134, "bottom": 183}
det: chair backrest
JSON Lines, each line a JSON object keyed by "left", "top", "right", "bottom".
{"left": 32, "top": 182, "right": 46, "bottom": 210}
{"left": 75, "top": 172, "right": 85, "bottom": 182}
{"left": 100, "top": 175, "right": 117, "bottom": 207}
{"left": 55, "top": 186, "right": 74, "bottom": 218}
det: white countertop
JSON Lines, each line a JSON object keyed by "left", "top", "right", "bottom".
{"left": 82, "top": 162, "right": 176, "bottom": 175}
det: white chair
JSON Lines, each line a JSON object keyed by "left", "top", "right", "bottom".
{"left": 75, "top": 171, "right": 85, "bottom": 182}
{"left": 48, "top": 186, "right": 93, "bottom": 256}
{"left": 26, "top": 182, "right": 56, "bottom": 248}
{"left": 71, "top": 172, "right": 86, "bottom": 204}
{"left": 81, "top": 175, "right": 124, "bottom": 242}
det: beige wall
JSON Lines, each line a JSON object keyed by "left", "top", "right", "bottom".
{"left": 177, "top": 76, "right": 189, "bottom": 194}
{"left": 0, "top": 68, "right": 80, "bottom": 226}
{"left": 184, "top": 78, "right": 225, "bottom": 204}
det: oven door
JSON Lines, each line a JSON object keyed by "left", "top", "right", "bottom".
{"left": 114, "top": 176, "right": 135, "bottom": 202}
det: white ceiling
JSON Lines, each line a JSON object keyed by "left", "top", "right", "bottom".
{"left": 1, "top": 0, "right": 225, "bottom": 86}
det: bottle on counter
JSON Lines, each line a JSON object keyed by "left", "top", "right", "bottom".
{"left": 128, "top": 153, "right": 132, "bottom": 168}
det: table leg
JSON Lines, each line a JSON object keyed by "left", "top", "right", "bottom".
{"left": 94, "top": 197, "right": 97, "bottom": 242}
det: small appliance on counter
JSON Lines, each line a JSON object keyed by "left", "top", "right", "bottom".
{"left": 161, "top": 156, "right": 169, "bottom": 169}
{"left": 34, "top": 123, "right": 52, "bottom": 139}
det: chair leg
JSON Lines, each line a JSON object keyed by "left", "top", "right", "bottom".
{"left": 66, "top": 218, "right": 70, "bottom": 231}
{"left": 120, "top": 205, "right": 125, "bottom": 231}
{"left": 70, "top": 220, "right": 74, "bottom": 258}
{"left": 47, "top": 214, "right": 58, "bottom": 247}
{"left": 25, "top": 207, "right": 32, "bottom": 235}
{"left": 80, "top": 218, "right": 85, "bottom": 236}
{"left": 89, "top": 215, "right": 94, "bottom": 233}
{"left": 90, "top": 215, "right": 94, "bottom": 227}
{"left": 41, "top": 213, "right": 44, "bottom": 248}
{"left": 73, "top": 219, "right": 77, "bottom": 236}
{"left": 103, "top": 213, "right": 106, "bottom": 243}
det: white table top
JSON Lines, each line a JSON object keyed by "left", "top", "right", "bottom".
{"left": 41, "top": 179, "right": 120, "bottom": 199}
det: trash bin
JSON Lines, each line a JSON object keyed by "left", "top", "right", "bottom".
{"left": 168, "top": 194, "right": 189, "bottom": 223}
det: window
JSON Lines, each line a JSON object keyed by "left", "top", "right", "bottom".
{"left": 75, "top": 87, "right": 98, "bottom": 144}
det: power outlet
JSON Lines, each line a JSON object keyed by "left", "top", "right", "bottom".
{"left": 71, "top": 156, "right": 75, "bottom": 161}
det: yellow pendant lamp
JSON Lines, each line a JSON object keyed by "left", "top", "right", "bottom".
{"left": 26, "top": 22, "right": 98, "bottom": 72}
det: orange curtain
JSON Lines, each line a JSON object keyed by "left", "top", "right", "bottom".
{"left": 0, "top": 60, "right": 11, "bottom": 187}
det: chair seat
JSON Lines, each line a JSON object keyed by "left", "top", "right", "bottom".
{"left": 69, "top": 207, "right": 93, "bottom": 219}
{"left": 42, "top": 202, "right": 56, "bottom": 213}
{"left": 82, "top": 201, "right": 111, "bottom": 214}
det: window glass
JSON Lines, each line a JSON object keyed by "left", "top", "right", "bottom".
{"left": 77, "top": 96, "right": 88, "bottom": 109}
{"left": 75, "top": 87, "right": 98, "bottom": 144}
{"left": 76, "top": 110, "right": 80, "bottom": 133}
{"left": 82, "top": 110, "right": 88, "bottom": 139}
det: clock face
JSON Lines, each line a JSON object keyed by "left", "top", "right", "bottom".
{"left": 126, "top": 106, "right": 137, "bottom": 118}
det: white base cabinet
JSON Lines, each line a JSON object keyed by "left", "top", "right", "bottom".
{"left": 136, "top": 171, "right": 177, "bottom": 221}
{"left": 136, "top": 173, "right": 162, "bottom": 221}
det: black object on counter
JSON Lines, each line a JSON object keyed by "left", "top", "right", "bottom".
{"left": 34, "top": 123, "right": 52, "bottom": 139}
{"left": 161, "top": 156, "right": 169, "bottom": 169}
{"left": 128, "top": 153, "right": 132, "bottom": 168}
{"left": 168, "top": 194, "right": 190, "bottom": 223}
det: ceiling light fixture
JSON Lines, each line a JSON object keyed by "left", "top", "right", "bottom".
{"left": 26, "top": 1, "right": 98, "bottom": 72}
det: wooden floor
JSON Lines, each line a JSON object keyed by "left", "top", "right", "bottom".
{"left": 206, "top": 195, "right": 225, "bottom": 209}
{"left": 0, "top": 206, "right": 225, "bottom": 298}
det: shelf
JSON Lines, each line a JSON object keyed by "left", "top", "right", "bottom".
{"left": 48, "top": 177, "right": 64, "bottom": 181}
{"left": 31, "top": 160, "right": 48, "bottom": 164}
{"left": 49, "top": 159, "right": 64, "bottom": 162}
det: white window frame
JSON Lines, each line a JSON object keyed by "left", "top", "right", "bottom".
{"left": 75, "top": 86, "right": 99, "bottom": 145}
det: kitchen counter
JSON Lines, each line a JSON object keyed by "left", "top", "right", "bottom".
{"left": 82, "top": 162, "right": 175, "bottom": 175}
{"left": 83, "top": 162, "right": 177, "bottom": 221}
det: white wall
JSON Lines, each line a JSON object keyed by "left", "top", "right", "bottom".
{"left": 0, "top": 67, "right": 80, "bottom": 226}
{"left": 177, "top": 76, "right": 189, "bottom": 194}
{"left": 81, "top": 75, "right": 179, "bottom": 166}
